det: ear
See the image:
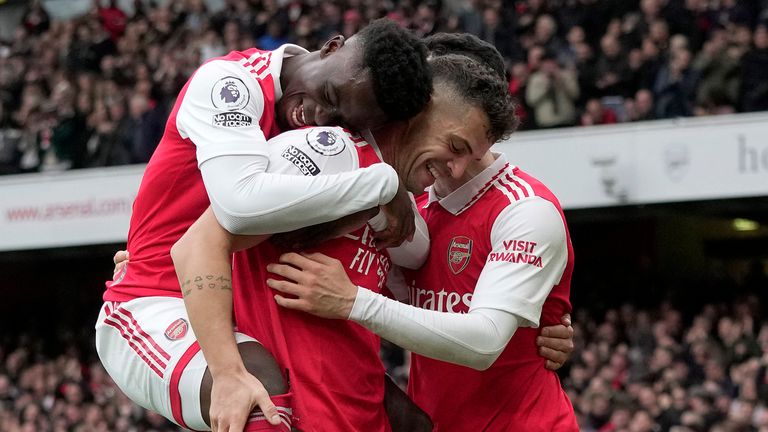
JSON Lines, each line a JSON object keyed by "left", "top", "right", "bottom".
{"left": 320, "top": 35, "right": 346, "bottom": 58}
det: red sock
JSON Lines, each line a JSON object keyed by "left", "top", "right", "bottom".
{"left": 244, "top": 393, "right": 293, "bottom": 432}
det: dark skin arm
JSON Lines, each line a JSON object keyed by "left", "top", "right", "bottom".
{"left": 538, "top": 314, "right": 574, "bottom": 371}
{"left": 271, "top": 181, "right": 414, "bottom": 251}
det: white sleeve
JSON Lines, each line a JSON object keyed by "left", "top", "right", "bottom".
{"left": 349, "top": 287, "right": 520, "bottom": 370}
{"left": 177, "top": 61, "right": 400, "bottom": 234}
{"left": 346, "top": 197, "right": 568, "bottom": 370}
{"left": 468, "top": 197, "right": 568, "bottom": 327}
{"left": 177, "top": 59, "right": 270, "bottom": 164}
{"left": 202, "top": 127, "right": 399, "bottom": 234}
{"left": 368, "top": 195, "right": 430, "bottom": 269}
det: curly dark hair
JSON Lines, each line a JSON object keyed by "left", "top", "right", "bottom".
{"left": 429, "top": 54, "right": 518, "bottom": 143}
{"left": 357, "top": 19, "right": 433, "bottom": 121}
{"left": 424, "top": 32, "right": 507, "bottom": 80}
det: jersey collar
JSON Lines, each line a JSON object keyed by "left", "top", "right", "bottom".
{"left": 269, "top": 44, "right": 309, "bottom": 102}
{"left": 426, "top": 153, "right": 512, "bottom": 215}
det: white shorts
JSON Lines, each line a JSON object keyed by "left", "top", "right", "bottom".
{"left": 95, "top": 296, "right": 258, "bottom": 431}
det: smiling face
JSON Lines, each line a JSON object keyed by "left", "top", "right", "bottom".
{"left": 395, "top": 82, "right": 493, "bottom": 194}
{"left": 276, "top": 36, "right": 388, "bottom": 132}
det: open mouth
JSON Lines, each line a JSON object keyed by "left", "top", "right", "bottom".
{"left": 427, "top": 161, "right": 442, "bottom": 179}
{"left": 289, "top": 102, "right": 307, "bottom": 128}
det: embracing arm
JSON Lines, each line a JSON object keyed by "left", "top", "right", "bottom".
{"left": 179, "top": 60, "right": 406, "bottom": 238}
{"left": 171, "top": 208, "right": 266, "bottom": 378}
{"left": 352, "top": 289, "right": 518, "bottom": 370}
{"left": 268, "top": 198, "right": 569, "bottom": 371}
{"left": 201, "top": 155, "right": 401, "bottom": 235}
{"left": 170, "top": 208, "right": 277, "bottom": 428}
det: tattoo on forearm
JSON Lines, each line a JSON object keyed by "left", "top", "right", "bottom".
{"left": 181, "top": 275, "right": 232, "bottom": 297}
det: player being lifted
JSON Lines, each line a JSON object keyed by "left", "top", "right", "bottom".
{"left": 169, "top": 35, "right": 574, "bottom": 431}
{"left": 96, "top": 19, "right": 433, "bottom": 432}
{"left": 171, "top": 51, "right": 514, "bottom": 431}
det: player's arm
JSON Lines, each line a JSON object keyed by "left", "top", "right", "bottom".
{"left": 169, "top": 126, "right": 377, "bottom": 428}
{"left": 178, "top": 61, "right": 412, "bottom": 243}
{"left": 269, "top": 191, "right": 430, "bottom": 268}
{"left": 537, "top": 314, "right": 574, "bottom": 371}
{"left": 170, "top": 209, "right": 280, "bottom": 430}
{"left": 267, "top": 198, "right": 568, "bottom": 371}
{"left": 369, "top": 196, "right": 430, "bottom": 269}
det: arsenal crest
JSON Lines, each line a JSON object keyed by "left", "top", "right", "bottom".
{"left": 447, "top": 236, "right": 473, "bottom": 275}
{"left": 164, "top": 318, "right": 189, "bottom": 341}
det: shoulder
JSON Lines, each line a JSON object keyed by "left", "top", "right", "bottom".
{"left": 266, "top": 127, "right": 362, "bottom": 176}
{"left": 179, "top": 57, "right": 268, "bottom": 118}
{"left": 490, "top": 196, "right": 565, "bottom": 248}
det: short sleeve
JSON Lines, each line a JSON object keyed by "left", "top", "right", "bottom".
{"left": 176, "top": 59, "right": 269, "bottom": 166}
{"left": 468, "top": 197, "right": 568, "bottom": 327}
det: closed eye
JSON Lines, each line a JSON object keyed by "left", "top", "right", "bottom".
{"left": 450, "top": 140, "right": 465, "bottom": 155}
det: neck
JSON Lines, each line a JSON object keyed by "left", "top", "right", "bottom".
{"left": 371, "top": 122, "right": 408, "bottom": 167}
{"left": 468, "top": 151, "right": 496, "bottom": 177}
{"left": 435, "top": 151, "right": 497, "bottom": 197}
{"left": 279, "top": 51, "right": 315, "bottom": 91}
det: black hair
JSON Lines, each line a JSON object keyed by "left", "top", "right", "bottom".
{"left": 429, "top": 54, "right": 517, "bottom": 143}
{"left": 424, "top": 32, "right": 506, "bottom": 80}
{"left": 357, "top": 19, "right": 433, "bottom": 121}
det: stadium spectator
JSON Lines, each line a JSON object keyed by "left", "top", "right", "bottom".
{"left": 1, "top": 0, "right": 768, "bottom": 176}
{"left": 561, "top": 293, "right": 768, "bottom": 431}
{"left": 626, "top": 89, "right": 656, "bottom": 122}
{"left": 580, "top": 98, "right": 618, "bottom": 126}
{"left": 94, "top": 0, "right": 128, "bottom": 41}
{"left": 653, "top": 47, "right": 699, "bottom": 118}
{"left": 526, "top": 51, "right": 579, "bottom": 128}
{"left": 126, "top": 93, "right": 165, "bottom": 164}
{"left": 508, "top": 62, "right": 532, "bottom": 128}
{"left": 595, "top": 34, "right": 632, "bottom": 98}
{"left": 0, "top": 102, "right": 21, "bottom": 174}
{"left": 739, "top": 23, "right": 768, "bottom": 112}
{"left": 21, "top": 0, "right": 51, "bottom": 36}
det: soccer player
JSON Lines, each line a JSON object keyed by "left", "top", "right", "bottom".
{"left": 170, "top": 53, "right": 517, "bottom": 431}
{"left": 95, "top": 19, "right": 432, "bottom": 432}
{"left": 264, "top": 36, "right": 579, "bottom": 431}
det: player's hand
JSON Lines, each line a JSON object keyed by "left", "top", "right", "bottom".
{"left": 267, "top": 252, "right": 357, "bottom": 319}
{"left": 209, "top": 369, "right": 281, "bottom": 431}
{"left": 112, "top": 250, "right": 129, "bottom": 281}
{"left": 270, "top": 208, "right": 379, "bottom": 250}
{"left": 537, "top": 314, "right": 574, "bottom": 371}
{"left": 375, "top": 181, "right": 415, "bottom": 250}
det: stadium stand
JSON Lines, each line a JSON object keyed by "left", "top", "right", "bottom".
{"left": 1, "top": 1, "right": 768, "bottom": 431}
{"left": 1, "top": 0, "right": 768, "bottom": 174}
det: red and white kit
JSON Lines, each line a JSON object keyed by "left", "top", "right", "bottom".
{"left": 345, "top": 153, "right": 578, "bottom": 431}
{"left": 232, "top": 127, "right": 409, "bottom": 432}
{"left": 96, "top": 44, "right": 398, "bottom": 430}
{"left": 406, "top": 153, "right": 578, "bottom": 431}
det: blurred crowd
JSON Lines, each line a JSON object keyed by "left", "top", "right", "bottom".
{"left": 566, "top": 296, "right": 768, "bottom": 432}
{"left": 5, "top": 296, "right": 768, "bottom": 432}
{"left": 0, "top": 332, "right": 180, "bottom": 432}
{"left": 0, "top": 0, "right": 766, "bottom": 174}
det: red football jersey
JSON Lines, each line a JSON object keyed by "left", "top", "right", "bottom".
{"left": 405, "top": 154, "right": 578, "bottom": 431}
{"left": 105, "top": 47, "right": 291, "bottom": 301}
{"left": 232, "top": 129, "right": 392, "bottom": 432}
